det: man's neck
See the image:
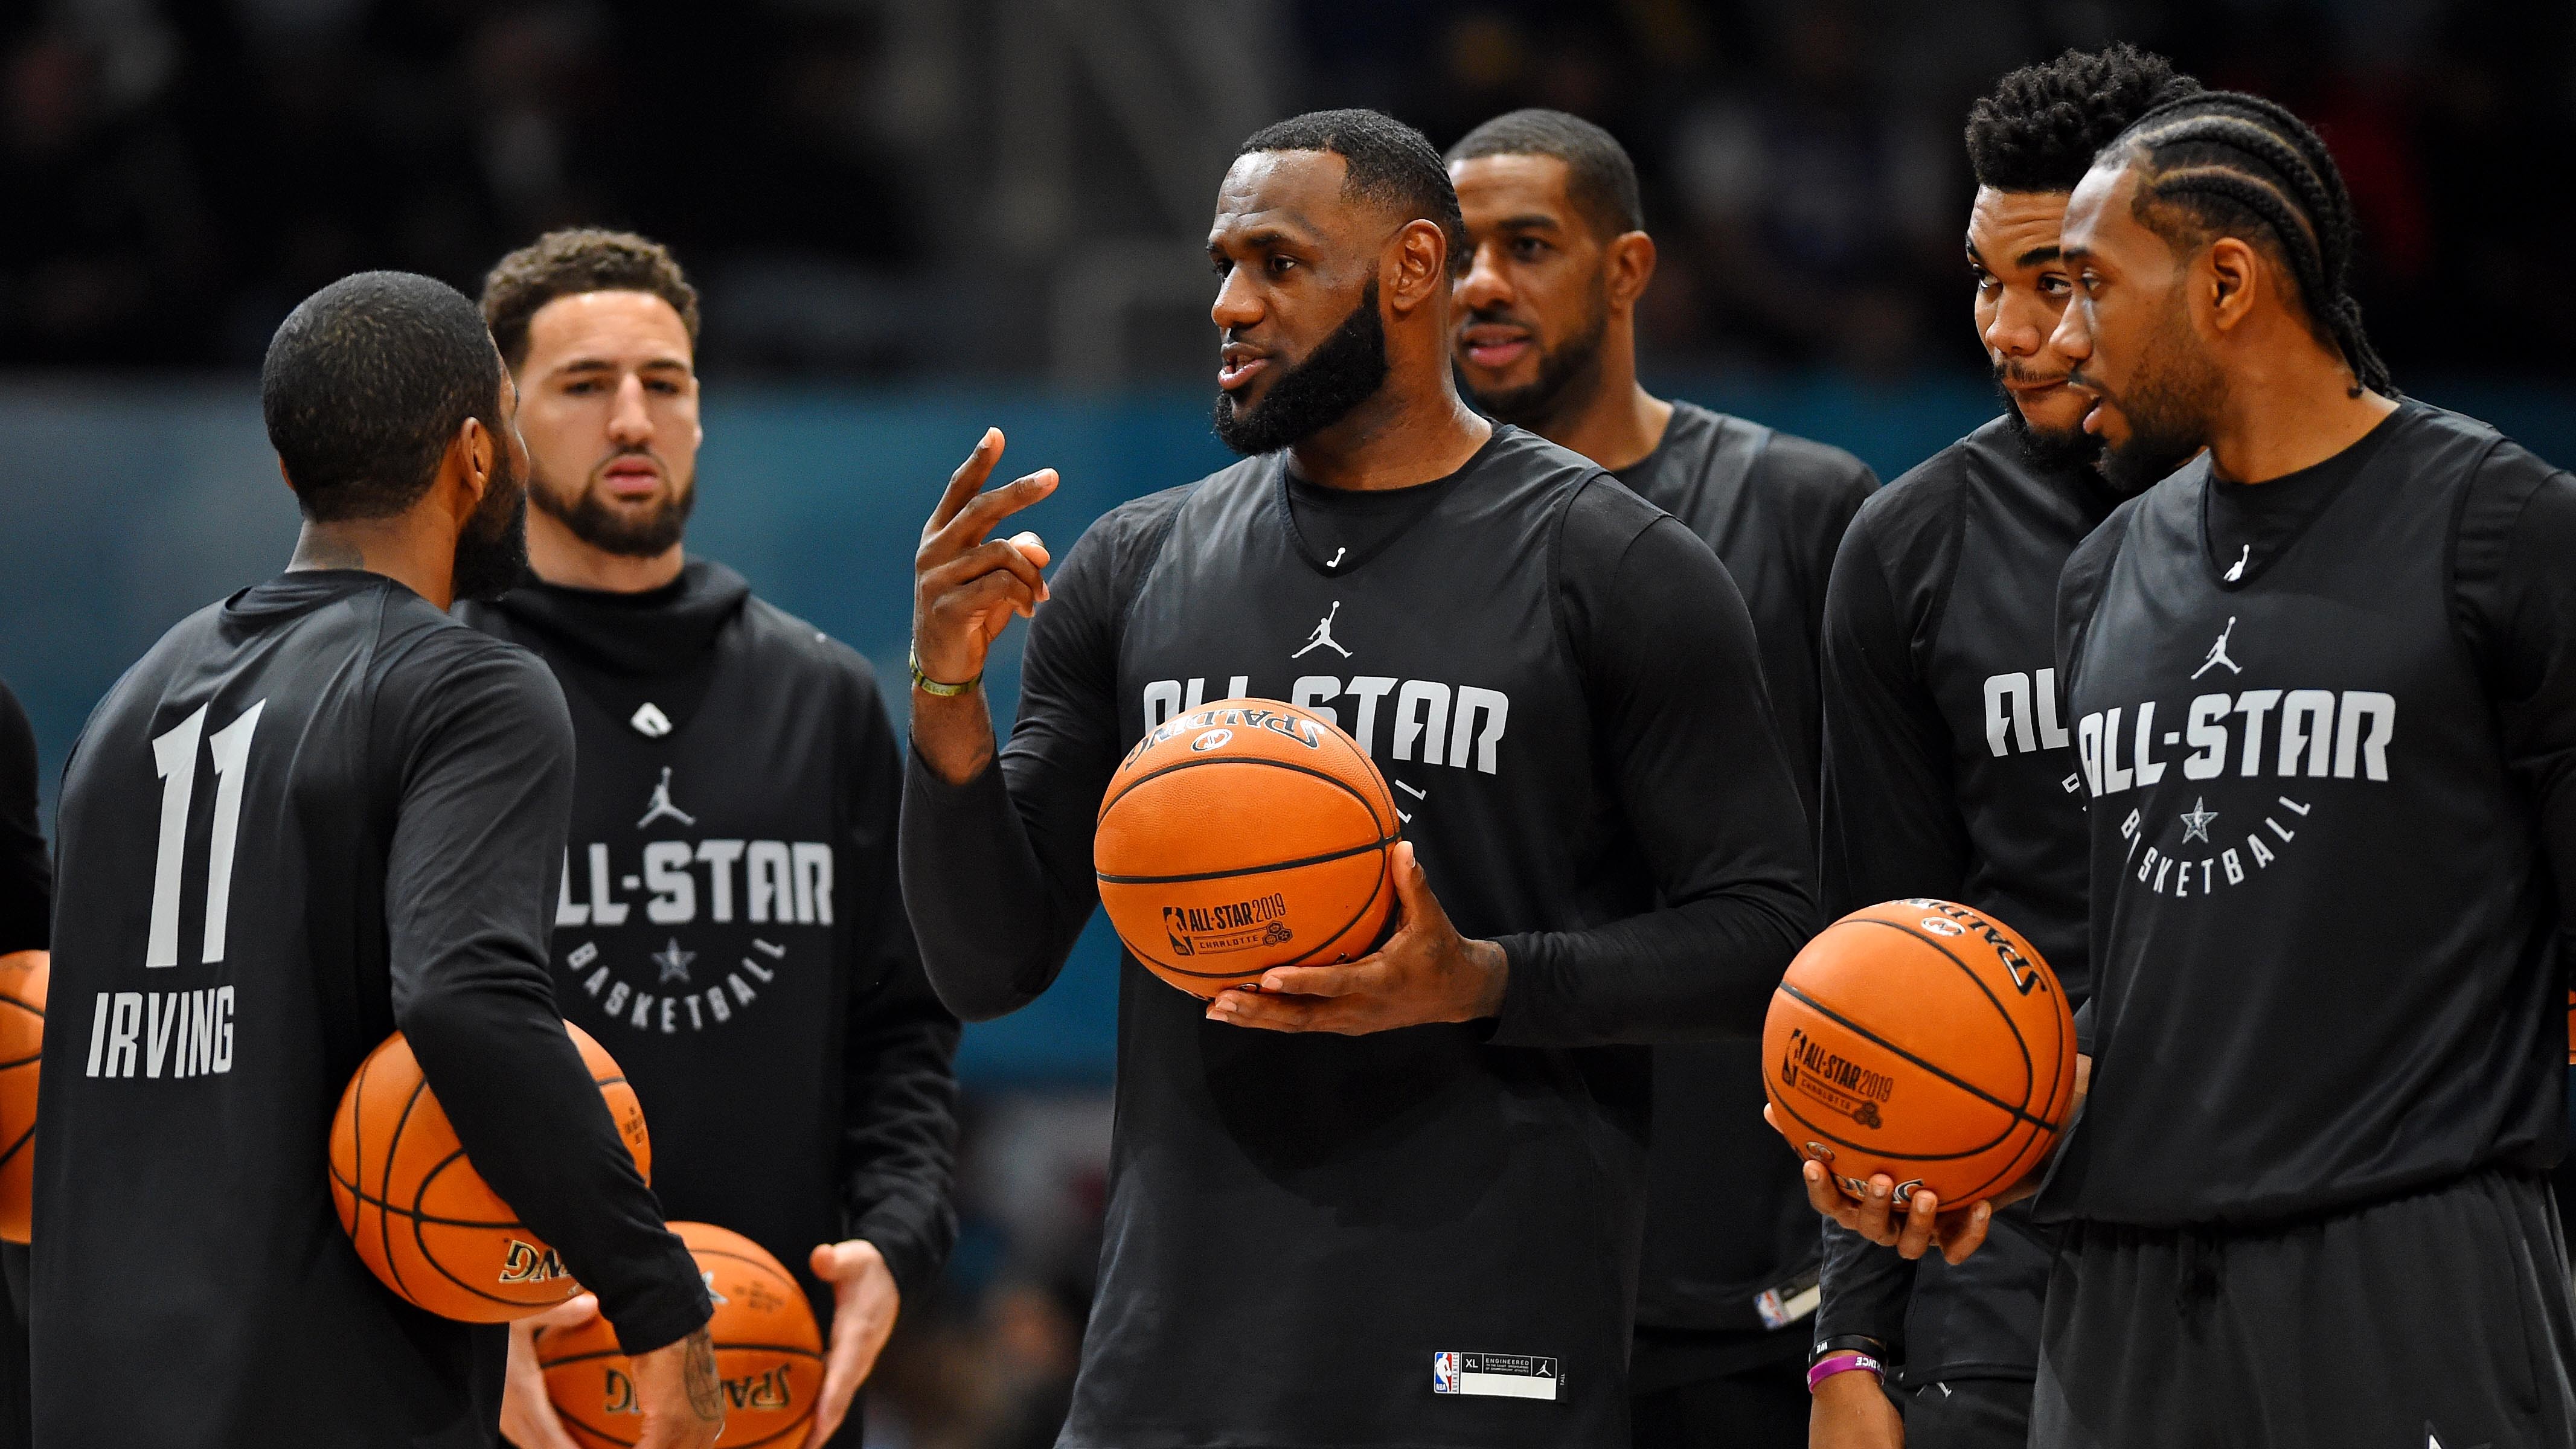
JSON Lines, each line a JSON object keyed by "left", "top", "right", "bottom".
{"left": 1289, "top": 374, "right": 1493, "bottom": 493}
{"left": 2205, "top": 347, "right": 2398, "bottom": 485}
{"left": 287, "top": 519, "right": 454, "bottom": 610}
{"left": 1528, "top": 377, "right": 1673, "bottom": 475}
{"left": 525, "top": 509, "right": 685, "bottom": 592}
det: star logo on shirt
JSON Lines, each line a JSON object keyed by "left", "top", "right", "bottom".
{"left": 2179, "top": 798, "right": 2219, "bottom": 844}
{"left": 651, "top": 938, "right": 696, "bottom": 984}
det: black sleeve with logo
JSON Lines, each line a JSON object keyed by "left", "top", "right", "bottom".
{"left": 2048, "top": 405, "right": 2576, "bottom": 1224}
{"left": 34, "top": 574, "right": 706, "bottom": 1448}
{"left": 0, "top": 682, "right": 45, "bottom": 955}
{"left": 902, "top": 484, "right": 1816, "bottom": 1043}
{"left": 1814, "top": 425, "right": 2118, "bottom": 1384}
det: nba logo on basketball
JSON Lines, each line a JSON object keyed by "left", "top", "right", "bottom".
{"left": 1162, "top": 907, "right": 1195, "bottom": 957}
{"left": 1432, "top": 1352, "right": 1459, "bottom": 1394}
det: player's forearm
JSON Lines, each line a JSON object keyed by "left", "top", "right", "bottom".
{"left": 1815, "top": 1220, "right": 1915, "bottom": 1349}
{"left": 898, "top": 744, "right": 1093, "bottom": 1020}
{"left": 1486, "top": 877, "right": 1811, "bottom": 1046}
{"left": 401, "top": 983, "right": 710, "bottom": 1354}
{"left": 837, "top": 984, "right": 963, "bottom": 1303}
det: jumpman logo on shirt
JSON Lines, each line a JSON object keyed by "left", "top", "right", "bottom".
{"left": 2191, "top": 616, "right": 2244, "bottom": 680}
{"left": 2223, "top": 543, "right": 2251, "bottom": 582}
{"left": 636, "top": 766, "right": 697, "bottom": 828}
{"left": 1292, "top": 601, "right": 1352, "bottom": 659}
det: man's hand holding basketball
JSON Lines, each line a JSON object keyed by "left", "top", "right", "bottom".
{"left": 912, "top": 427, "right": 1056, "bottom": 784}
{"left": 1773, "top": 1052, "right": 2090, "bottom": 1265}
{"left": 1209, "top": 842, "right": 1508, "bottom": 1035}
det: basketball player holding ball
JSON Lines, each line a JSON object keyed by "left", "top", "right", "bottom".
{"left": 1802, "top": 46, "right": 2197, "bottom": 1449}
{"left": 33, "top": 273, "right": 720, "bottom": 1448}
{"left": 2022, "top": 92, "right": 2576, "bottom": 1445}
{"left": 1443, "top": 110, "right": 1878, "bottom": 1447}
{"left": 902, "top": 110, "right": 1816, "bottom": 1447}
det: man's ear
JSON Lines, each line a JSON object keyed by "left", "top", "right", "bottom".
{"left": 2203, "top": 237, "right": 2260, "bottom": 334}
{"left": 1604, "top": 230, "right": 1658, "bottom": 311}
{"left": 1385, "top": 219, "right": 1451, "bottom": 313}
{"left": 449, "top": 417, "right": 495, "bottom": 517}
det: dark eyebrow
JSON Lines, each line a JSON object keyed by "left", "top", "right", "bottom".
{"left": 557, "top": 357, "right": 690, "bottom": 375}
{"left": 1493, "top": 214, "right": 1562, "bottom": 232}
{"left": 1965, "top": 234, "right": 1988, "bottom": 267}
{"left": 2015, "top": 244, "right": 2063, "bottom": 267}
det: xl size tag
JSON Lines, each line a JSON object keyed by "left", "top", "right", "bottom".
{"left": 1432, "top": 1351, "right": 1560, "bottom": 1400}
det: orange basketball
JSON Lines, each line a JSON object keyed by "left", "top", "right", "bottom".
{"left": 1095, "top": 697, "right": 1400, "bottom": 998}
{"left": 0, "top": 951, "right": 45, "bottom": 1243}
{"left": 1763, "top": 898, "right": 2077, "bottom": 1208}
{"left": 329, "top": 1022, "right": 649, "bottom": 1322}
{"left": 537, "top": 1221, "right": 824, "bottom": 1449}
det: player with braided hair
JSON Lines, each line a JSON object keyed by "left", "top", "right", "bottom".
{"left": 2004, "top": 88, "right": 2576, "bottom": 1445}
{"left": 1796, "top": 44, "right": 2198, "bottom": 1449}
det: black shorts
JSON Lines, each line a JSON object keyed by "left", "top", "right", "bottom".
{"left": 2033, "top": 1169, "right": 2576, "bottom": 1448}
{"left": 1894, "top": 1375, "right": 2031, "bottom": 1449}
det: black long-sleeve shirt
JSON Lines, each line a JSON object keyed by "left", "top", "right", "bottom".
{"left": 463, "top": 561, "right": 961, "bottom": 1320}
{"left": 2051, "top": 400, "right": 2576, "bottom": 1224}
{"left": 1810, "top": 416, "right": 2118, "bottom": 1384}
{"left": 1610, "top": 402, "right": 1876, "bottom": 1377}
{"left": 35, "top": 572, "right": 708, "bottom": 1448}
{"left": 0, "top": 682, "right": 45, "bottom": 956}
{"left": 902, "top": 426, "right": 1815, "bottom": 1448}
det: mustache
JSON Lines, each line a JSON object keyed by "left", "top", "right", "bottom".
{"left": 1464, "top": 304, "right": 1531, "bottom": 328}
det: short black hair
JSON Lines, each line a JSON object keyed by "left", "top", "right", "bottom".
{"left": 2107, "top": 90, "right": 2395, "bottom": 398}
{"left": 1966, "top": 43, "right": 2200, "bottom": 193}
{"left": 482, "top": 228, "right": 701, "bottom": 371}
{"left": 1238, "top": 108, "right": 1470, "bottom": 275}
{"left": 1447, "top": 108, "right": 1645, "bottom": 240}
{"left": 260, "top": 271, "right": 505, "bottom": 522}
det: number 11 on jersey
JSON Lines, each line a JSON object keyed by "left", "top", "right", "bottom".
{"left": 147, "top": 700, "right": 264, "bottom": 969}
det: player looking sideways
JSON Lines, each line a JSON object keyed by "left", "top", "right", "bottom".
{"left": 1801, "top": 45, "right": 2198, "bottom": 1449}
{"left": 1815, "top": 89, "right": 2576, "bottom": 1445}
{"left": 1444, "top": 109, "right": 1876, "bottom": 1447}
{"left": 32, "top": 272, "right": 721, "bottom": 1449}
{"left": 460, "top": 230, "right": 960, "bottom": 1449}
{"left": 901, "top": 109, "right": 1816, "bottom": 1447}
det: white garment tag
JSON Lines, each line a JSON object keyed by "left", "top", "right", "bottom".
{"left": 1754, "top": 1281, "right": 1821, "bottom": 1329}
{"left": 1432, "top": 1352, "right": 1560, "bottom": 1400}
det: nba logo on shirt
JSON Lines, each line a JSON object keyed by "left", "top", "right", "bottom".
{"left": 1432, "top": 1352, "right": 1459, "bottom": 1394}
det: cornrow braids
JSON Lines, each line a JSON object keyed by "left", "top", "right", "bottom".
{"left": 2107, "top": 90, "right": 2395, "bottom": 398}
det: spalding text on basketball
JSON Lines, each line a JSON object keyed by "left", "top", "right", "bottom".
{"left": 601, "top": 1363, "right": 797, "bottom": 1416}
{"left": 1908, "top": 900, "right": 2047, "bottom": 996}
{"left": 498, "top": 1239, "right": 570, "bottom": 1285}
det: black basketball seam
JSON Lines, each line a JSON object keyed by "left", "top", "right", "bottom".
{"left": 1778, "top": 982, "right": 2054, "bottom": 1130}
{"left": 0, "top": 1119, "right": 33, "bottom": 1172}
{"left": 1118, "top": 843, "right": 1392, "bottom": 980}
{"left": 1097, "top": 834, "right": 1392, "bottom": 886}
{"left": 374, "top": 1059, "right": 423, "bottom": 1303}
{"left": 410, "top": 1149, "right": 548, "bottom": 1308}
{"left": 1285, "top": 843, "right": 1393, "bottom": 968}
{"left": 1844, "top": 917, "right": 2039, "bottom": 1102}
{"left": 1098, "top": 753, "right": 1381, "bottom": 835}
{"left": 0, "top": 1052, "right": 38, "bottom": 1070}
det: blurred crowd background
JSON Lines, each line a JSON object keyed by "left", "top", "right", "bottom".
{"left": 8, "top": 0, "right": 2573, "bottom": 382}
{"left": 6, "top": 2, "right": 2574, "bottom": 1445}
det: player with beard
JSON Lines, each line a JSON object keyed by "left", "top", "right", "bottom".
{"left": 1443, "top": 108, "right": 1876, "bottom": 1448}
{"left": 33, "top": 272, "right": 720, "bottom": 1448}
{"left": 460, "top": 231, "right": 960, "bottom": 1449}
{"left": 1997, "top": 90, "right": 2576, "bottom": 1445}
{"left": 1794, "top": 47, "right": 2196, "bottom": 1449}
{"left": 901, "top": 109, "right": 1816, "bottom": 1447}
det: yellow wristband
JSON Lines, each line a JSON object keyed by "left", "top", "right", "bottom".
{"left": 909, "top": 649, "right": 981, "bottom": 697}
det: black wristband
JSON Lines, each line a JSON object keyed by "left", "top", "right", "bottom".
{"left": 1810, "top": 1333, "right": 1889, "bottom": 1370}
